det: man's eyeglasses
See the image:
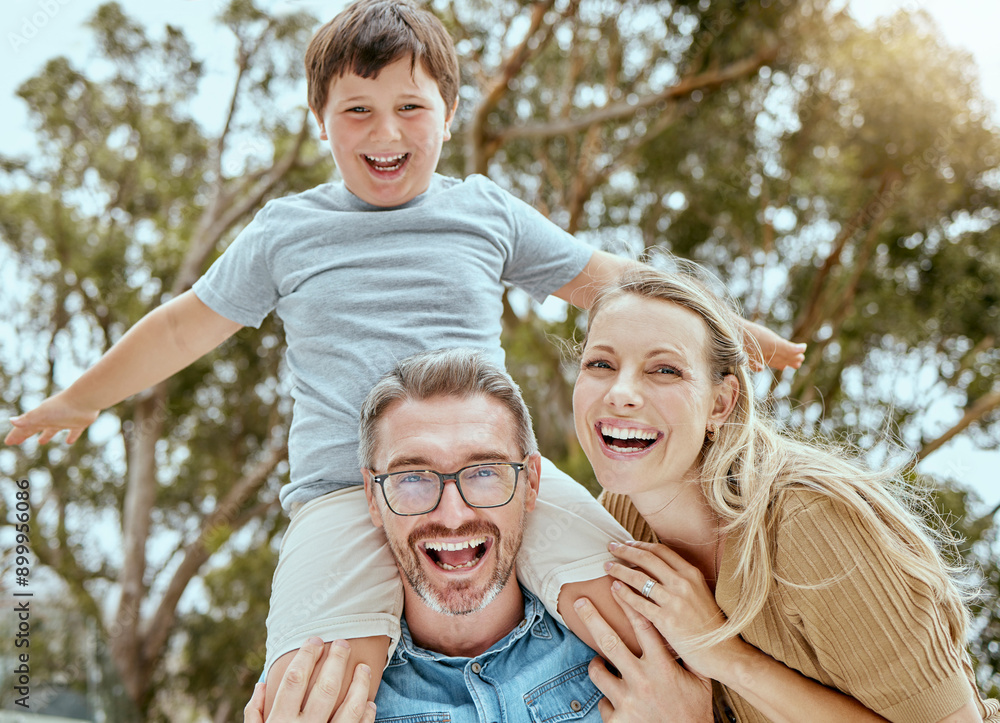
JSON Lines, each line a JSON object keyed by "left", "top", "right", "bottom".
{"left": 370, "top": 461, "right": 526, "bottom": 516}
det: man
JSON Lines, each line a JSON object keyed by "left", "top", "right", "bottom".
{"left": 248, "top": 348, "right": 712, "bottom": 722}
{"left": 357, "top": 347, "right": 603, "bottom": 721}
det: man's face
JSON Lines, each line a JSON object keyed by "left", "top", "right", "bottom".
{"left": 312, "top": 56, "right": 456, "bottom": 208}
{"left": 365, "top": 394, "right": 540, "bottom": 616}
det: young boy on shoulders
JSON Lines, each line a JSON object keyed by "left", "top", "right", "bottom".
{"left": 6, "top": 0, "right": 804, "bottom": 716}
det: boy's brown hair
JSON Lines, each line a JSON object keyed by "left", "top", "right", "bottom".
{"left": 305, "top": 0, "right": 460, "bottom": 114}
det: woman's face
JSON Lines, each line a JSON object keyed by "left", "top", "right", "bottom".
{"left": 573, "top": 293, "right": 737, "bottom": 497}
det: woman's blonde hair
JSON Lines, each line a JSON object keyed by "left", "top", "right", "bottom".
{"left": 584, "top": 265, "right": 970, "bottom": 650}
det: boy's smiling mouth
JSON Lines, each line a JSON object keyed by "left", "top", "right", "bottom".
{"left": 364, "top": 153, "right": 409, "bottom": 172}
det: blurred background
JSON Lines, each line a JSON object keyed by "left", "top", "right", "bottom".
{"left": 0, "top": 0, "right": 997, "bottom": 720}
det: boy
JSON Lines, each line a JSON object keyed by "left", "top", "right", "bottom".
{"left": 6, "top": 0, "right": 805, "bottom": 715}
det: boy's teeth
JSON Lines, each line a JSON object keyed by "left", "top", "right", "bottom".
{"left": 365, "top": 152, "right": 407, "bottom": 171}
{"left": 424, "top": 536, "right": 487, "bottom": 552}
{"left": 600, "top": 424, "right": 657, "bottom": 440}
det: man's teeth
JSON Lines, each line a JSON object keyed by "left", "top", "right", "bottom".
{"left": 424, "top": 536, "right": 487, "bottom": 552}
{"left": 425, "top": 536, "right": 487, "bottom": 571}
{"left": 438, "top": 559, "right": 478, "bottom": 571}
{"left": 600, "top": 424, "right": 657, "bottom": 441}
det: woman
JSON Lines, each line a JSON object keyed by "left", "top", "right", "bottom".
{"left": 571, "top": 266, "right": 999, "bottom": 723}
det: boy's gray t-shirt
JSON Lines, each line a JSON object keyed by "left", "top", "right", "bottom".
{"left": 192, "top": 173, "right": 593, "bottom": 510}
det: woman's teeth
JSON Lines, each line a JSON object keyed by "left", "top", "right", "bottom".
{"left": 600, "top": 424, "right": 657, "bottom": 441}
{"left": 600, "top": 424, "right": 658, "bottom": 451}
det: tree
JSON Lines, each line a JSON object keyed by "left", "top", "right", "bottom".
{"left": 2, "top": 0, "right": 997, "bottom": 717}
{"left": 1, "top": 1, "right": 328, "bottom": 717}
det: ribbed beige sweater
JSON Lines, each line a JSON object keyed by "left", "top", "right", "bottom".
{"left": 601, "top": 489, "right": 1000, "bottom": 723}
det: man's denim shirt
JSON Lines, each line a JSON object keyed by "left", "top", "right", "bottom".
{"left": 374, "top": 587, "right": 603, "bottom": 722}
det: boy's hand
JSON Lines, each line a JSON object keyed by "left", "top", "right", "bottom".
{"left": 5, "top": 392, "right": 100, "bottom": 446}
{"left": 741, "top": 319, "right": 806, "bottom": 371}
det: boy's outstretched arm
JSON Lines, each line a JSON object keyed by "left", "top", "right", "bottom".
{"left": 553, "top": 250, "right": 806, "bottom": 370}
{"left": 742, "top": 318, "right": 806, "bottom": 371}
{"left": 5, "top": 290, "right": 243, "bottom": 445}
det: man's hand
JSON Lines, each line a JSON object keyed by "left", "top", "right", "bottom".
{"left": 244, "top": 638, "right": 376, "bottom": 723}
{"left": 574, "top": 596, "right": 713, "bottom": 722}
{"left": 741, "top": 319, "right": 806, "bottom": 371}
{"left": 5, "top": 391, "right": 100, "bottom": 446}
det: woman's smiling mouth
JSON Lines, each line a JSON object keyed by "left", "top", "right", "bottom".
{"left": 596, "top": 421, "right": 662, "bottom": 457}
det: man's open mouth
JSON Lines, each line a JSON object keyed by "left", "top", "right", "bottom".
{"left": 421, "top": 536, "right": 491, "bottom": 571}
{"left": 364, "top": 153, "right": 409, "bottom": 172}
{"left": 599, "top": 422, "right": 661, "bottom": 454}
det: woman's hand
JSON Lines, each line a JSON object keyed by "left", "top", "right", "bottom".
{"left": 573, "top": 595, "right": 712, "bottom": 722}
{"left": 604, "top": 541, "right": 731, "bottom": 680}
{"left": 606, "top": 542, "right": 897, "bottom": 723}
{"left": 244, "top": 638, "right": 376, "bottom": 723}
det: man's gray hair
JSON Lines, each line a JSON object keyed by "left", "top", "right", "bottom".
{"left": 358, "top": 348, "right": 538, "bottom": 469}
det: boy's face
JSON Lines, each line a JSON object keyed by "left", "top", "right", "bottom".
{"left": 313, "top": 56, "right": 457, "bottom": 208}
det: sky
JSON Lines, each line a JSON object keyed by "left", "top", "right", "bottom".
{"left": 1, "top": 0, "right": 998, "bottom": 509}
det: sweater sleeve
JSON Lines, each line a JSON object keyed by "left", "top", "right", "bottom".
{"left": 774, "top": 492, "right": 989, "bottom": 723}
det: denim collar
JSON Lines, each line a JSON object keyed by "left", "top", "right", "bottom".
{"left": 392, "top": 585, "right": 549, "bottom": 664}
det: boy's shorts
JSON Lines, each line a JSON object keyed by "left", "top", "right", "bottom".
{"left": 263, "top": 457, "right": 632, "bottom": 676}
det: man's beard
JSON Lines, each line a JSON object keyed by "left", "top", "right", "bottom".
{"left": 385, "top": 506, "right": 526, "bottom": 616}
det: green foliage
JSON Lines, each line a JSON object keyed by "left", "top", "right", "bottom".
{"left": 928, "top": 482, "right": 1000, "bottom": 696}
{"left": 175, "top": 535, "right": 283, "bottom": 723}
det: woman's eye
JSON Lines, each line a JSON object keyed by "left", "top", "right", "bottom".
{"left": 652, "top": 366, "right": 680, "bottom": 376}
{"left": 584, "top": 360, "right": 612, "bottom": 370}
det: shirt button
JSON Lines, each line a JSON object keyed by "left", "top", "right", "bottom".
{"left": 570, "top": 700, "right": 582, "bottom": 712}
{"left": 471, "top": 662, "right": 482, "bottom": 674}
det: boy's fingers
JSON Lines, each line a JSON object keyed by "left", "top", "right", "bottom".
{"left": 598, "top": 696, "right": 615, "bottom": 720}
{"left": 330, "top": 663, "right": 373, "bottom": 723}
{"left": 243, "top": 682, "right": 265, "bottom": 723}
{"left": 5, "top": 420, "right": 42, "bottom": 445}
